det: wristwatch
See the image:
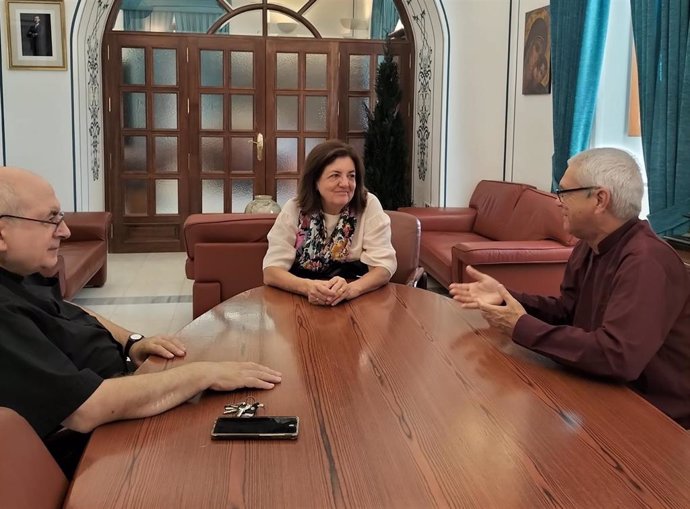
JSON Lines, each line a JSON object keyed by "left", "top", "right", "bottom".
{"left": 124, "top": 333, "right": 144, "bottom": 359}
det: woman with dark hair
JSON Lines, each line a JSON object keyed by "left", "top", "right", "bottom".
{"left": 263, "top": 140, "right": 396, "bottom": 306}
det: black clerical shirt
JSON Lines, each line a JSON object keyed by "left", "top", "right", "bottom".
{"left": 0, "top": 267, "right": 126, "bottom": 438}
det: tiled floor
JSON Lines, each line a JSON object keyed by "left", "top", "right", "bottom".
{"left": 72, "top": 252, "right": 193, "bottom": 336}
{"left": 72, "top": 252, "right": 449, "bottom": 335}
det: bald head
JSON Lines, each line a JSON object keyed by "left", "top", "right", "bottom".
{"left": 0, "top": 167, "right": 54, "bottom": 216}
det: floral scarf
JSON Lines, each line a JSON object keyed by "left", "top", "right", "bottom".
{"left": 293, "top": 207, "right": 357, "bottom": 274}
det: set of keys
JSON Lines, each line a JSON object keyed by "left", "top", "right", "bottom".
{"left": 223, "top": 399, "right": 264, "bottom": 418}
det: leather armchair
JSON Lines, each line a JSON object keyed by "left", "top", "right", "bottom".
{"left": 184, "top": 211, "right": 425, "bottom": 318}
{"left": 0, "top": 408, "right": 67, "bottom": 509}
{"left": 401, "top": 180, "right": 576, "bottom": 295}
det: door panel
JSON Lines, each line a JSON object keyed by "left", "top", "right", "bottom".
{"left": 188, "top": 37, "right": 266, "bottom": 215}
{"left": 265, "top": 39, "right": 338, "bottom": 207}
{"left": 105, "top": 34, "right": 190, "bottom": 252}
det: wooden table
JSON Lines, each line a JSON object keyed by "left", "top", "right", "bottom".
{"left": 64, "top": 285, "right": 690, "bottom": 508}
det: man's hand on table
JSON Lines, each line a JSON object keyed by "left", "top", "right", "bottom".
{"left": 129, "top": 335, "right": 187, "bottom": 366}
{"left": 206, "top": 362, "right": 283, "bottom": 391}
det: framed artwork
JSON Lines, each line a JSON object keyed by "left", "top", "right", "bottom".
{"left": 522, "top": 6, "right": 551, "bottom": 95}
{"left": 5, "top": 1, "right": 66, "bottom": 70}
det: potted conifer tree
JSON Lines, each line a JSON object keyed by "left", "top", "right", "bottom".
{"left": 363, "top": 40, "right": 411, "bottom": 210}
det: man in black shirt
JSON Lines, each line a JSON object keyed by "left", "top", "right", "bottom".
{"left": 0, "top": 167, "right": 282, "bottom": 473}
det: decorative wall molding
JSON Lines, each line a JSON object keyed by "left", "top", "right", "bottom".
{"left": 86, "top": 1, "right": 110, "bottom": 182}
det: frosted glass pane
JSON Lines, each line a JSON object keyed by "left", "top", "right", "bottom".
{"left": 221, "top": 11, "right": 262, "bottom": 37}
{"left": 305, "top": 96, "right": 327, "bottom": 131}
{"left": 232, "top": 180, "right": 253, "bottom": 212}
{"left": 155, "top": 179, "right": 178, "bottom": 214}
{"left": 231, "top": 52, "right": 253, "bottom": 88}
{"left": 276, "top": 53, "right": 298, "bottom": 89}
{"left": 231, "top": 95, "right": 254, "bottom": 130}
{"left": 349, "top": 55, "right": 370, "bottom": 91}
{"left": 124, "top": 180, "right": 147, "bottom": 215}
{"left": 202, "top": 180, "right": 225, "bottom": 213}
{"left": 201, "top": 137, "right": 224, "bottom": 173}
{"left": 276, "top": 138, "right": 298, "bottom": 173}
{"left": 306, "top": 54, "right": 327, "bottom": 89}
{"left": 277, "top": 179, "right": 298, "bottom": 207}
{"left": 276, "top": 96, "right": 298, "bottom": 131}
{"left": 123, "top": 92, "right": 146, "bottom": 128}
{"left": 201, "top": 50, "right": 223, "bottom": 87}
{"left": 122, "top": 48, "right": 145, "bottom": 85}
{"left": 201, "top": 94, "right": 223, "bottom": 130}
{"left": 153, "top": 49, "right": 177, "bottom": 85}
{"left": 349, "top": 97, "right": 370, "bottom": 131}
{"left": 305, "top": 137, "right": 326, "bottom": 159}
{"left": 153, "top": 93, "right": 177, "bottom": 129}
{"left": 123, "top": 136, "right": 146, "bottom": 173}
{"left": 267, "top": 11, "right": 312, "bottom": 38}
{"left": 231, "top": 137, "right": 253, "bottom": 172}
{"left": 154, "top": 136, "right": 177, "bottom": 173}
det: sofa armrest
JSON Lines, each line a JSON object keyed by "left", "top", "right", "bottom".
{"left": 399, "top": 207, "right": 477, "bottom": 232}
{"left": 451, "top": 240, "right": 574, "bottom": 296}
{"left": 63, "top": 212, "right": 112, "bottom": 242}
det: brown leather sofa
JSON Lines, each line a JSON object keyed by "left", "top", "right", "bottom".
{"left": 400, "top": 180, "right": 576, "bottom": 296}
{"left": 184, "top": 211, "right": 424, "bottom": 318}
{"left": 43, "top": 212, "right": 112, "bottom": 299}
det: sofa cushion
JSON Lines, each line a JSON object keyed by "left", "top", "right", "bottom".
{"left": 469, "top": 180, "right": 533, "bottom": 240}
{"left": 420, "top": 231, "right": 487, "bottom": 286}
{"left": 503, "top": 188, "right": 576, "bottom": 244}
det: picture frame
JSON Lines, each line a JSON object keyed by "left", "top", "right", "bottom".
{"left": 5, "top": 1, "right": 66, "bottom": 70}
{"left": 522, "top": 6, "right": 551, "bottom": 95}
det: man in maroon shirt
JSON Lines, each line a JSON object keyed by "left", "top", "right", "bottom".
{"left": 450, "top": 148, "right": 690, "bottom": 428}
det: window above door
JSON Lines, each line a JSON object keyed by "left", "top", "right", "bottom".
{"left": 111, "top": 0, "right": 404, "bottom": 40}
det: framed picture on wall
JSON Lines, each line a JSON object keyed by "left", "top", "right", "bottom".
{"left": 522, "top": 6, "right": 551, "bottom": 95}
{"left": 5, "top": 1, "right": 66, "bottom": 70}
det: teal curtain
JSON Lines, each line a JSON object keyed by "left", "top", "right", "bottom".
{"left": 370, "top": 0, "right": 399, "bottom": 39}
{"left": 631, "top": 0, "right": 690, "bottom": 234}
{"left": 551, "top": 0, "right": 611, "bottom": 190}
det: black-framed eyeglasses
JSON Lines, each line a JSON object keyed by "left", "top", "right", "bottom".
{"left": 554, "top": 186, "right": 598, "bottom": 202}
{"left": 0, "top": 212, "right": 65, "bottom": 229}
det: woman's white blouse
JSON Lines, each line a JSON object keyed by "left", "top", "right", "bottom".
{"left": 262, "top": 193, "right": 397, "bottom": 277}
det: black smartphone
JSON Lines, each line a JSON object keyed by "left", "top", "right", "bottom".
{"left": 211, "top": 416, "right": 299, "bottom": 440}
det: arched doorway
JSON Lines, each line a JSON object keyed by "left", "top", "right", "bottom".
{"left": 101, "top": 0, "right": 414, "bottom": 252}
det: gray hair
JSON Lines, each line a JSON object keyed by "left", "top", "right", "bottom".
{"left": 568, "top": 147, "right": 644, "bottom": 220}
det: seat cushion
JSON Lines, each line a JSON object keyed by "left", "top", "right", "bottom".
{"left": 420, "top": 231, "right": 487, "bottom": 286}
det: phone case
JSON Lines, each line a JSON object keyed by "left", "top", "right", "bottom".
{"left": 211, "top": 416, "right": 299, "bottom": 440}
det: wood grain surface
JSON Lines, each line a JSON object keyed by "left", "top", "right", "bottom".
{"left": 64, "top": 285, "right": 690, "bottom": 509}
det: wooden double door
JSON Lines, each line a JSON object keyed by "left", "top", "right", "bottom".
{"left": 103, "top": 33, "right": 410, "bottom": 252}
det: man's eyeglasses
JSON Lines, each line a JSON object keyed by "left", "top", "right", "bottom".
{"left": 0, "top": 212, "right": 65, "bottom": 229}
{"left": 554, "top": 186, "right": 598, "bottom": 202}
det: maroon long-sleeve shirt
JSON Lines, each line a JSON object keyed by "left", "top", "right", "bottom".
{"left": 512, "top": 219, "right": 690, "bottom": 428}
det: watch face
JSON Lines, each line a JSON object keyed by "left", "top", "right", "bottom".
{"left": 129, "top": 333, "right": 144, "bottom": 341}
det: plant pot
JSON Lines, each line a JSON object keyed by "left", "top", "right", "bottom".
{"left": 244, "top": 195, "right": 281, "bottom": 214}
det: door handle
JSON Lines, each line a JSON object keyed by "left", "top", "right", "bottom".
{"left": 248, "top": 133, "right": 264, "bottom": 161}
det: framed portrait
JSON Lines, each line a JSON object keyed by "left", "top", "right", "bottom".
{"left": 522, "top": 6, "right": 551, "bottom": 95}
{"left": 5, "top": 1, "right": 66, "bottom": 70}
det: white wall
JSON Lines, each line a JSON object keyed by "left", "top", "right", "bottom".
{"left": 505, "top": 0, "right": 553, "bottom": 192}
{"left": 441, "top": 0, "right": 511, "bottom": 206}
{"left": 0, "top": 0, "right": 80, "bottom": 211}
